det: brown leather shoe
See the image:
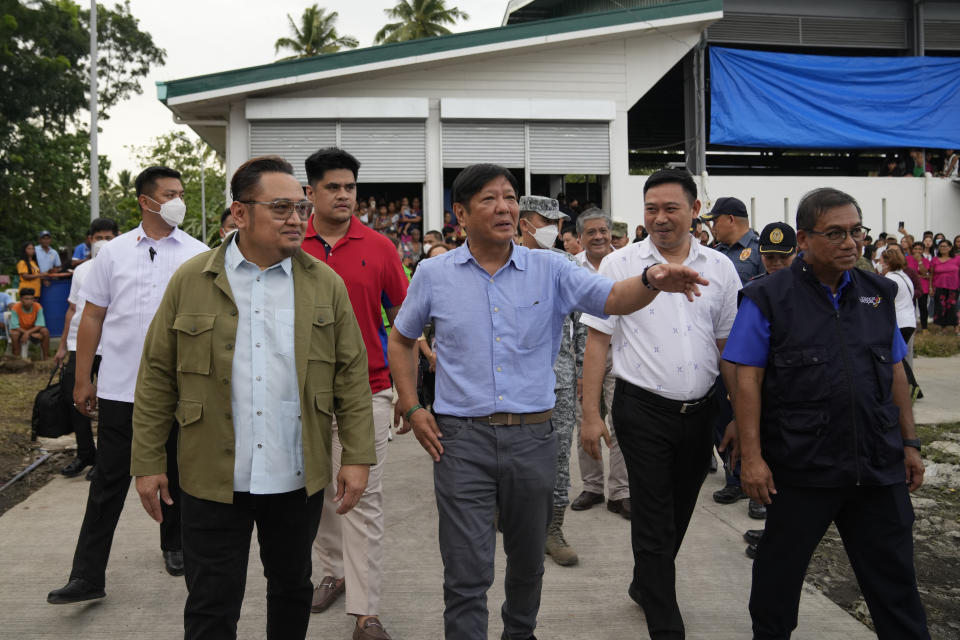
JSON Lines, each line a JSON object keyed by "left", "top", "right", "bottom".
{"left": 353, "top": 617, "right": 392, "bottom": 640}
{"left": 311, "top": 576, "right": 344, "bottom": 613}
{"left": 607, "top": 498, "right": 631, "bottom": 520}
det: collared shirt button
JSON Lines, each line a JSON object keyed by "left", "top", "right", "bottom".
{"left": 256, "top": 342, "right": 261, "bottom": 348}
{"left": 256, "top": 276, "right": 261, "bottom": 282}
{"left": 498, "top": 395, "right": 503, "bottom": 400}
{"left": 225, "top": 343, "right": 233, "bottom": 350}
{"left": 497, "top": 366, "right": 502, "bottom": 372}
{"left": 495, "top": 336, "right": 501, "bottom": 342}
{"left": 255, "top": 309, "right": 260, "bottom": 314}
{"left": 256, "top": 376, "right": 262, "bottom": 381}
{"left": 296, "top": 470, "right": 301, "bottom": 476}
{"left": 489, "top": 277, "right": 494, "bottom": 283}
{"left": 223, "top": 378, "right": 229, "bottom": 385}
{"left": 493, "top": 306, "right": 499, "bottom": 312}
{"left": 257, "top": 443, "right": 263, "bottom": 449}
{"left": 256, "top": 410, "right": 263, "bottom": 416}
{"left": 230, "top": 309, "right": 237, "bottom": 316}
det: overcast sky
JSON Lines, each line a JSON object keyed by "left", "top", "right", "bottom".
{"left": 99, "top": 0, "right": 506, "bottom": 176}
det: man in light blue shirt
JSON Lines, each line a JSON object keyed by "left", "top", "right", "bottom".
{"left": 36, "top": 230, "right": 62, "bottom": 273}
{"left": 388, "top": 164, "right": 708, "bottom": 640}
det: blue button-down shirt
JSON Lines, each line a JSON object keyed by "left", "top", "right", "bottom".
{"left": 224, "top": 236, "right": 303, "bottom": 494}
{"left": 715, "top": 229, "right": 764, "bottom": 284}
{"left": 393, "top": 242, "right": 614, "bottom": 416}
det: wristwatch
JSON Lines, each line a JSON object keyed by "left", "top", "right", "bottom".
{"left": 902, "top": 438, "right": 922, "bottom": 452}
{"left": 641, "top": 264, "right": 659, "bottom": 291}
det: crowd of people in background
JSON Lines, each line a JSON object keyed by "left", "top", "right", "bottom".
{"left": 878, "top": 148, "right": 959, "bottom": 178}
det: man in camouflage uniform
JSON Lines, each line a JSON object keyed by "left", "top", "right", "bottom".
{"left": 517, "top": 195, "right": 582, "bottom": 566}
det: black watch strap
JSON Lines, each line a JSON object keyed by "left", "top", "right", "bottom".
{"left": 642, "top": 264, "right": 659, "bottom": 291}
{"left": 902, "top": 438, "right": 921, "bottom": 452}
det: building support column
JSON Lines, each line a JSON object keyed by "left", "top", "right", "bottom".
{"left": 424, "top": 100, "right": 444, "bottom": 233}
{"left": 225, "top": 102, "right": 248, "bottom": 202}
{"left": 683, "top": 34, "right": 707, "bottom": 176}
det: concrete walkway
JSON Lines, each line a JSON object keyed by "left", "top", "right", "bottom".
{"left": 3, "top": 355, "right": 954, "bottom": 639}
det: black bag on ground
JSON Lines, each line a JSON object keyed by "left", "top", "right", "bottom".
{"left": 31, "top": 365, "right": 73, "bottom": 441}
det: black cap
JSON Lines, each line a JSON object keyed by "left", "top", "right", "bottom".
{"left": 759, "top": 222, "right": 797, "bottom": 254}
{"left": 701, "top": 197, "right": 748, "bottom": 221}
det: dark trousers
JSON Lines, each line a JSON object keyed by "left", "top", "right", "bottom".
{"left": 612, "top": 379, "right": 715, "bottom": 640}
{"left": 70, "top": 399, "right": 181, "bottom": 587}
{"left": 181, "top": 489, "right": 324, "bottom": 640}
{"left": 750, "top": 483, "right": 929, "bottom": 640}
{"left": 61, "top": 352, "right": 101, "bottom": 462}
{"left": 710, "top": 375, "right": 739, "bottom": 487}
{"left": 916, "top": 293, "right": 929, "bottom": 330}
{"left": 434, "top": 415, "right": 557, "bottom": 640}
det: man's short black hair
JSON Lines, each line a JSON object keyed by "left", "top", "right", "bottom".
{"left": 231, "top": 155, "right": 295, "bottom": 202}
{"left": 20, "top": 287, "right": 36, "bottom": 297}
{"left": 796, "top": 188, "right": 862, "bottom": 231}
{"left": 220, "top": 207, "right": 233, "bottom": 226}
{"left": 304, "top": 147, "right": 361, "bottom": 186}
{"left": 451, "top": 164, "right": 519, "bottom": 208}
{"left": 135, "top": 166, "right": 182, "bottom": 197}
{"left": 561, "top": 223, "right": 577, "bottom": 236}
{"left": 89, "top": 217, "right": 118, "bottom": 236}
{"left": 642, "top": 168, "right": 697, "bottom": 205}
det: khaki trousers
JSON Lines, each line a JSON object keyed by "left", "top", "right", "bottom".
{"left": 312, "top": 388, "right": 393, "bottom": 615}
{"left": 575, "top": 348, "right": 630, "bottom": 501}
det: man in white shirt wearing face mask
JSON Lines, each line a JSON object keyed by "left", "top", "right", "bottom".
{"left": 48, "top": 166, "right": 209, "bottom": 605}
{"left": 517, "top": 196, "right": 584, "bottom": 567}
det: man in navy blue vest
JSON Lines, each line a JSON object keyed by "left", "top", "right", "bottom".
{"left": 723, "top": 188, "right": 929, "bottom": 639}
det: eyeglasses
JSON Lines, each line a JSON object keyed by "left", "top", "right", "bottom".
{"left": 238, "top": 199, "right": 314, "bottom": 221}
{"left": 804, "top": 225, "right": 871, "bottom": 245}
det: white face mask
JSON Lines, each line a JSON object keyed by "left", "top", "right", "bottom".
{"left": 526, "top": 220, "right": 559, "bottom": 249}
{"left": 146, "top": 195, "right": 187, "bottom": 227}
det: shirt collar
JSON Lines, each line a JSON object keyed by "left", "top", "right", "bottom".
{"left": 733, "top": 229, "right": 757, "bottom": 248}
{"left": 133, "top": 223, "right": 190, "bottom": 246}
{"left": 452, "top": 240, "right": 527, "bottom": 271}
{"left": 224, "top": 232, "right": 293, "bottom": 276}
{"left": 635, "top": 236, "right": 701, "bottom": 265}
{"left": 304, "top": 214, "right": 365, "bottom": 242}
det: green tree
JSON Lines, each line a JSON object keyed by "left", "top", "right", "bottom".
{"left": 133, "top": 131, "right": 226, "bottom": 246}
{"left": 0, "top": 0, "right": 165, "bottom": 270}
{"left": 374, "top": 0, "right": 469, "bottom": 45}
{"left": 274, "top": 5, "right": 358, "bottom": 60}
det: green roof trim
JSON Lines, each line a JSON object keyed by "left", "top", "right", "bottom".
{"left": 158, "top": 0, "right": 721, "bottom": 102}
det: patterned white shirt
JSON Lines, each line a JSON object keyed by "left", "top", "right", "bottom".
{"left": 581, "top": 237, "right": 741, "bottom": 401}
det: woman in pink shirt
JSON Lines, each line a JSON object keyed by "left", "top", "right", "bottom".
{"left": 930, "top": 239, "right": 960, "bottom": 333}
{"left": 907, "top": 242, "right": 931, "bottom": 330}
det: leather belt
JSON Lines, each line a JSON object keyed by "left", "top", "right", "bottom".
{"left": 617, "top": 379, "right": 716, "bottom": 415}
{"left": 469, "top": 410, "right": 553, "bottom": 426}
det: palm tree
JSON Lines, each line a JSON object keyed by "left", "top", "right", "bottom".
{"left": 275, "top": 5, "right": 359, "bottom": 60}
{"left": 374, "top": 0, "right": 469, "bottom": 45}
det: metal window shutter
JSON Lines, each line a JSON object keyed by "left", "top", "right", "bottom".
{"left": 442, "top": 122, "right": 525, "bottom": 168}
{"left": 529, "top": 123, "right": 610, "bottom": 174}
{"left": 340, "top": 121, "right": 425, "bottom": 182}
{"left": 249, "top": 120, "right": 336, "bottom": 183}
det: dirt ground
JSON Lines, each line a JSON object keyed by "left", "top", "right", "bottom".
{"left": 0, "top": 360, "right": 958, "bottom": 636}
{"left": 804, "top": 421, "right": 960, "bottom": 640}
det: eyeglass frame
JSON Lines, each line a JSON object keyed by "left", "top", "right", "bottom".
{"left": 237, "top": 199, "right": 314, "bottom": 221}
{"left": 802, "top": 225, "right": 871, "bottom": 245}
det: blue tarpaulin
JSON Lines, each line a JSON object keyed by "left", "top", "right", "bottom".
{"left": 709, "top": 47, "right": 960, "bottom": 149}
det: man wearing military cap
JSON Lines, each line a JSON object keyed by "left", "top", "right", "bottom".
{"left": 518, "top": 195, "right": 583, "bottom": 567}
{"left": 702, "top": 197, "right": 764, "bottom": 284}
{"left": 611, "top": 221, "right": 629, "bottom": 249}
{"left": 756, "top": 222, "right": 797, "bottom": 275}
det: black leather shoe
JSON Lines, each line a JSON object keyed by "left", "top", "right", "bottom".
{"left": 745, "top": 543, "right": 758, "bottom": 560}
{"left": 47, "top": 578, "right": 105, "bottom": 604}
{"left": 712, "top": 485, "right": 748, "bottom": 504}
{"left": 743, "top": 529, "right": 764, "bottom": 546}
{"left": 570, "top": 491, "right": 604, "bottom": 511}
{"left": 163, "top": 550, "right": 185, "bottom": 576}
{"left": 61, "top": 458, "right": 94, "bottom": 478}
{"left": 627, "top": 582, "right": 642, "bottom": 606}
{"left": 607, "top": 498, "right": 631, "bottom": 520}
{"left": 85, "top": 466, "right": 96, "bottom": 481}
{"left": 748, "top": 499, "right": 767, "bottom": 520}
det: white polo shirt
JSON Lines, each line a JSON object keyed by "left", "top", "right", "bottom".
{"left": 80, "top": 224, "right": 208, "bottom": 403}
{"left": 65, "top": 259, "right": 99, "bottom": 354}
{"left": 581, "top": 237, "right": 741, "bottom": 401}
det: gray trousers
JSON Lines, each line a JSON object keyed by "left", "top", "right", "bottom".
{"left": 575, "top": 349, "right": 630, "bottom": 501}
{"left": 434, "top": 415, "right": 557, "bottom": 640}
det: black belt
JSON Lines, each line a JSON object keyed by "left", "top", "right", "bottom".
{"left": 616, "top": 379, "right": 716, "bottom": 415}
{"left": 438, "top": 410, "right": 553, "bottom": 426}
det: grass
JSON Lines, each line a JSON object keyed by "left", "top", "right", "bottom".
{"left": 915, "top": 422, "right": 960, "bottom": 465}
{"left": 914, "top": 331, "right": 960, "bottom": 358}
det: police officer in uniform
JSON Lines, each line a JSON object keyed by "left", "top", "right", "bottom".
{"left": 702, "top": 197, "right": 764, "bottom": 284}
{"left": 723, "top": 188, "right": 929, "bottom": 639}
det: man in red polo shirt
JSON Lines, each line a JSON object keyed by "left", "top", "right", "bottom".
{"left": 302, "top": 147, "right": 408, "bottom": 640}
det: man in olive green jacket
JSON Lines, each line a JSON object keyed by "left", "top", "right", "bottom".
{"left": 131, "top": 155, "right": 376, "bottom": 640}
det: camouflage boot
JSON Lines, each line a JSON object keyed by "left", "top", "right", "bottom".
{"left": 545, "top": 506, "right": 578, "bottom": 566}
